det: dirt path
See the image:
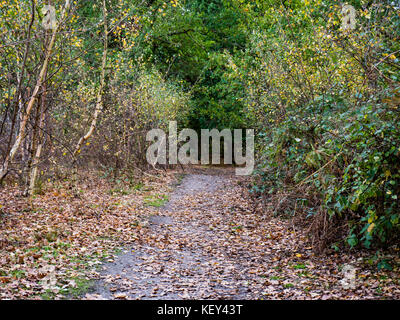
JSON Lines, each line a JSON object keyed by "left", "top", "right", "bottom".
{"left": 87, "top": 169, "right": 269, "bottom": 299}
{"left": 84, "top": 168, "right": 399, "bottom": 300}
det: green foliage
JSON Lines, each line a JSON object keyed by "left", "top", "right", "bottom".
{"left": 129, "top": 0, "right": 249, "bottom": 130}
{"left": 144, "top": 193, "right": 169, "bottom": 207}
{"left": 245, "top": 1, "right": 400, "bottom": 250}
{"left": 189, "top": 51, "right": 247, "bottom": 130}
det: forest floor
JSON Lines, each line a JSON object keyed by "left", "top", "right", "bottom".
{"left": 0, "top": 166, "right": 399, "bottom": 299}
{"left": 86, "top": 167, "right": 400, "bottom": 300}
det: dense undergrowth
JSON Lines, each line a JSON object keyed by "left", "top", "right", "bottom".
{"left": 244, "top": 1, "right": 400, "bottom": 252}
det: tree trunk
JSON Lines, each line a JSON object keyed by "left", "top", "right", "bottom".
{"left": 74, "top": 0, "right": 108, "bottom": 158}
{"left": 27, "top": 97, "right": 46, "bottom": 196}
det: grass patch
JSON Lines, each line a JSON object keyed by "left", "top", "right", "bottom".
{"left": 67, "top": 277, "right": 94, "bottom": 299}
{"left": 132, "top": 182, "right": 144, "bottom": 191}
{"left": 108, "top": 188, "right": 131, "bottom": 196}
{"left": 144, "top": 194, "right": 169, "bottom": 207}
{"left": 293, "top": 263, "right": 307, "bottom": 270}
{"left": 40, "top": 276, "right": 94, "bottom": 300}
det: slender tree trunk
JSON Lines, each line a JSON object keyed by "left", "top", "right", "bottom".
{"left": 23, "top": 94, "right": 41, "bottom": 195}
{"left": 28, "top": 96, "right": 46, "bottom": 196}
{"left": 74, "top": 0, "right": 108, "bottom": 158}
{"left": 25, "top": 3, "right": 51, "bottom": 196}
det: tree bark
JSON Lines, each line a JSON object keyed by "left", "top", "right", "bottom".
{"left": 27, "top": 96, "right": 46, "bottom": 196}
{"left": 74, "top": 0, "right": 108, "bottom": 158}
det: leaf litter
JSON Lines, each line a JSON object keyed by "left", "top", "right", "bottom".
{"left": 0, "top": 166, "right": 399, "bottom": 299}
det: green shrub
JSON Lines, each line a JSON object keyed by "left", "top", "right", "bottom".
{"left": 245, "top": 1, "right": 400, "bottom": 250}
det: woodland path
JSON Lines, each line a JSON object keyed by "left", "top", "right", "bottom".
{"left": 87, "top": 167, "right": 272, "bottom": 299}
{"left": 84, "top": 167, "right": 390, "bottom": 300}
